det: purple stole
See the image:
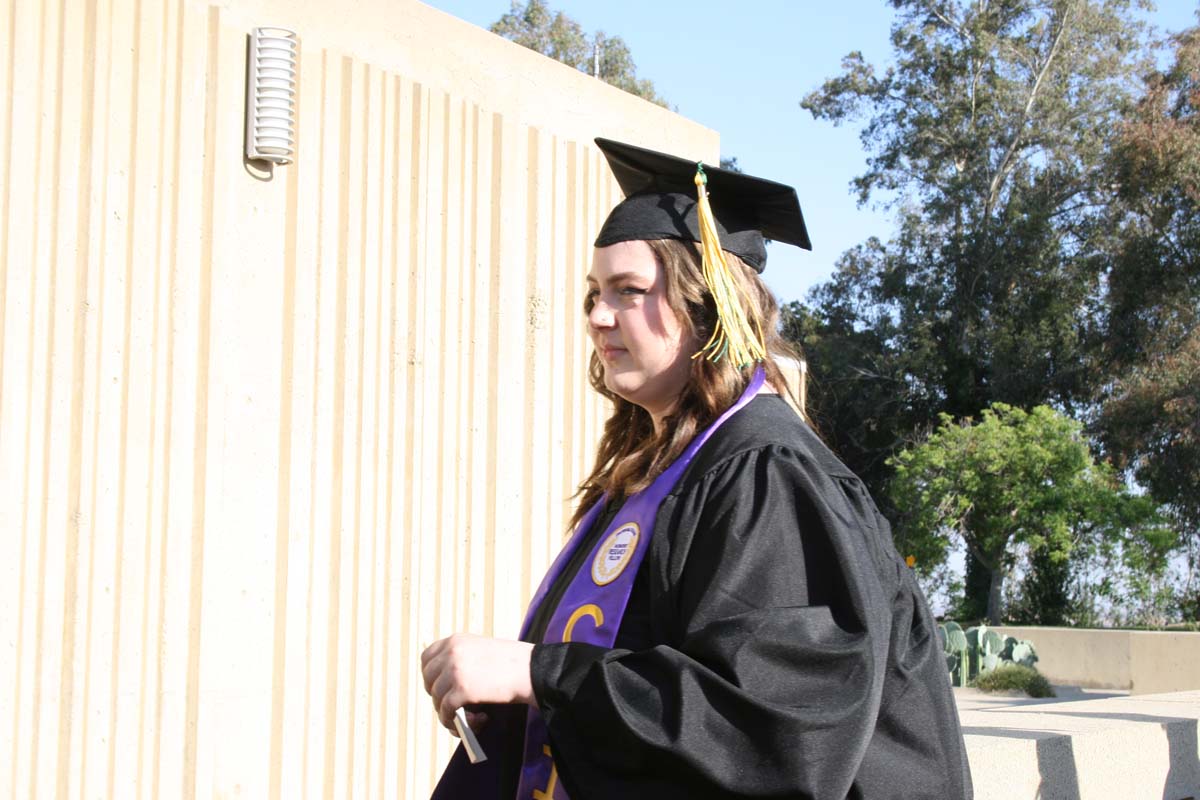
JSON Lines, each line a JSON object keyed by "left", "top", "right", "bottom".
{"left": 514, "top": 368, "right": 765, "bottom": 800}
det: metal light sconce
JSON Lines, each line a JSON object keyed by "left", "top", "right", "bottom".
{"left": 246, "top": 27, "right": 298, "bottom": 164}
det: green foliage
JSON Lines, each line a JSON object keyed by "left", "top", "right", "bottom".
{"left": 490, "top": 1, "right": 668, "bottom": 107}
{"left": 938, "top": 621, "right": 969, "bottom": 686}
{"left": 1068, "top": 492, "right": 1188, "bottom": 628}
{"left": 962, "top": 623, "right": 1005, "bottom": 680}
{"left": 803, "top": 0, "right": 1149, "bottom": 221}
{"left": 889, "top": 404, "right": 1167, "bottom": 623}
{"left": 938, "top": 621, "right": 1040, "bottom": 688}
{"left": 1095, "top": 25, "right": 1200, "bottom": 620}
{"left": 1002, "top": 637, "right": 1039, "bottom": 669}
{"left": 1010, "top": 545, "right": 1072, "bottom": 626}
{"left": 788, "top": 0, "right": 1178, "bottom": 620}
{"left": 973, "top": 663, "right": 1055, "bottom": 698}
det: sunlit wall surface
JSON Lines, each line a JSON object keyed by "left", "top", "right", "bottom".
{"left": 0, "top": 0, "right": 719, "bottom": 796}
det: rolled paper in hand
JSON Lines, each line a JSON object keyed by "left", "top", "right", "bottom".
{"left": 454, "top": 707, "right": 487, "bottom": 764}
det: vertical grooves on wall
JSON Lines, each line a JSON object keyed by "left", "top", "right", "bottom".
{"left": 419, "top": 84, "right": 438, "bottom": 793}
{"left": 0, "top": 0, "right": 17, "bottom": 422}
{"left": 132, "top": 3, "right": 169, "bottom": 791}
{"left": 546, "top": 135, "right": 561, "bottom": 565}
{"left": 268, "top": 32, "right": 304, "bottom": 800}
{"left": 375, "top": 72, "right": 393, "bottom": 797}
{"left": 343, "top": 60, "right": 369, "bottom": 800}
{"left": 8, "top": 0, "right": 34, "bottom": 764}
{"left": 401, "top": 77, "right": 424, "bottom": 799}
{"left": 432, "top": 92, "right": 447, "bottom": 653}
{"left": 521, "top": 127, "right": 538, "bottom": 607}
{"left": 65, "top": 0, "right": 103, "bottom": 793}
{"left": 452, "top": 97, "right": 465, "bottom": 633}
{"left": 104, "top": 0, "right": 141, "bottom": 793}
{"left": 464, "top": 103, "right": 481, "bottom": 631}
{"left": 149, "top": 0, "right": 186, "bottom": 795}
{"left": 30, "top": 0, "right": 68, "bottom": 788}
{"left": 398, "top": 77, "right": 423, "bottom": 800}
{"left": 590, "top": 152, "right": 605, "bottom": 446}
{"left": 320, "top": 53, "right": 354, "bottom": 800}
{"left": 0, "top": 2, "right": 692, "bottom": 792}
{"left": 484, "top": 112, "right": 502, "bottom": 637}
{"left": 362, "top": 68, "right": 387, "bottom": 800}
{"left": 439, "top": 92, "right": 454, "bottom": 651}
{"left": 181, "top": 7, "right": 220, "bottom": 798}
{"left": 378, "top": 73, "right": 401, "bottom": 799}
{"left": 562, "top": 142, "right": 579, "bottom": 509}
{"left": 387, "top": 73, "right": 404, "bottom": 798}
{"left": 299, "top": 47, "right": 331, "bottom": 800}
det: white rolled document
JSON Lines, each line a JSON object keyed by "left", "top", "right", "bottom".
{"left": 454, "top": 707, "right": 487, "bottom": 764}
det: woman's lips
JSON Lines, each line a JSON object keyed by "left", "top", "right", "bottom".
{"left": 600, "top": 345, "right": 626, "bottom": 361}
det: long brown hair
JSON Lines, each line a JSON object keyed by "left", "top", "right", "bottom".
{"left": 569, "top": 238, "right": 803, "bottom": 530}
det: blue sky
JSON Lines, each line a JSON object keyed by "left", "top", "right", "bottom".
{"left": 427, "top": 0, "right": 1199, "bottom": 304}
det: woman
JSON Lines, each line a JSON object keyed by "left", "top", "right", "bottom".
{"left": 423, "top": 139, "right": 973, "bottom": 799}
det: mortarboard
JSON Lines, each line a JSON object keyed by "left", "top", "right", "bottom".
{"left": 593, "top": 137, "right": 811, "bottom": 367}
{"left": 593, "top": 137, "right": 811, "bottom": 273}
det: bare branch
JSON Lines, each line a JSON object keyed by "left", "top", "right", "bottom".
{"left": 985, "top": 2, "right": 1074, "bottom": 218}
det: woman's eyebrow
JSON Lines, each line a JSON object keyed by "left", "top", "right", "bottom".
{"left": 586, "top": 270, "right": 648, "bottom": 286}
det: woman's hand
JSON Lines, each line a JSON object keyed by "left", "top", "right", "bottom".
{"left": 420, "top": 634, "right": 536, "bottom": 733}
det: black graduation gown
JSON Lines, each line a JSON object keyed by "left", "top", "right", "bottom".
{"left": 439, "top": 395, "right": 973, "bottom": 799}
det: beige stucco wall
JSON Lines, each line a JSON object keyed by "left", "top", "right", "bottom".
{"left": 997, "top": 626, "right": 1200, "bottom": 695}
{"left": 0, "top": 0, "right": 720, "bottom": 796}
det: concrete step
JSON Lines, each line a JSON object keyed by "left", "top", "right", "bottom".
{"left": 959, "top": 689, "right": 1200, "bottom": 800}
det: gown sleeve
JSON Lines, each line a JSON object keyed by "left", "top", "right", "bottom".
{"left": 530, "top": 443, "right": 906, "bottom": 800}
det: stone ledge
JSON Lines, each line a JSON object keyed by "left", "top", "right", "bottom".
{"left": 994, "top": 626, "right": 1200, "bottom": 694}
{"left": 959, "top": 689, "right": 1200, "bottom": 800}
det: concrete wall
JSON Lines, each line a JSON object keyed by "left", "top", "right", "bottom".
{"left": 0, "top": 0, "right": 719, "bottom": 797}
{"left": 961, "top": 689, "right": 1200, "bottom": 800}
{"left": 998, "top": 626, "right": 1200, "bottom": 695}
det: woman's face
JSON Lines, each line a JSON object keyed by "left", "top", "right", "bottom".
{"left": 586, "top": 241, "right": 696, "bottom": 424}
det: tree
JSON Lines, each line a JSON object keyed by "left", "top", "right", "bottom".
{"left": 799, "top": 0, "right": 1151, "bottom": 417}
{"left": 1099, "top": 332, "right": 1200, "bottom": 616}
{"left": 888, "top": 404, "right": 1165, "bottom": 624}
{"left": 792, "top": 0, "right": 1153, "bottom": 615}
{"left": 491, "top": 1, "right": 668, "bottom": 107}
{"left": 1100, "top": 24, "right": 1200, "bottom": 371}
{"left": 1095, "top": 23, "right": 1200, "bottom": 619}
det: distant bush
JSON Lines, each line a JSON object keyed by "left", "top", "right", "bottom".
{"left": 972, "top": 664, "right": 1055, "bottom": 698}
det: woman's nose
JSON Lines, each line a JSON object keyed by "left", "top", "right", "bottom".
{"left": 588, "top": 299, "right": 615, "bottom": 329}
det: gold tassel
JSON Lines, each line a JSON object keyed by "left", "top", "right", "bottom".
{"left": 691, "top": 164, "right": 766, "bottom": 367}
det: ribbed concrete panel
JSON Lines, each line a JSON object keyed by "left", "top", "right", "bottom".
{"left": 0, "top": 0, "right": 715, "bottom": 797}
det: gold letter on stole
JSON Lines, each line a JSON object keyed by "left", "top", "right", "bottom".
{"left": 532, "top": 745, "right": 558, "bottom": 799}
{"left": 562, "top": 604, "right": 603, "bottom": 643}
{"left": 534, "top": 604, "right": 603, "bottom": 798}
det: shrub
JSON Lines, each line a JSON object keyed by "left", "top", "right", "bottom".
{"left": 972, "top": 664, "right": 1055, "bottom": 698}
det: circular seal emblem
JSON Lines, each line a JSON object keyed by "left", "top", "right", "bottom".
{"left": 591, "top": 523, "right": 640, "bottom": 586}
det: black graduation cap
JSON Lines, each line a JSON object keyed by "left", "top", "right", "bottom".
{"left": 593, "top": 137, "right": 811, "bottom": 273}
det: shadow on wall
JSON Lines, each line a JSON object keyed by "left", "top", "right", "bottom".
{"left": 1165, "top": 718, "right": 1199, "bottom": 800}
{"left": 960, "top": 725, "right": 1082, "bottom": 800}
{"left": 1045, "top": 711, "right": 1199, "bottom": 800}
{"left": 963, "top": 711, "right": 1200, "bottom": 800}
{"left": 1035, "top": 734, "right": 1081, "bottom": 800}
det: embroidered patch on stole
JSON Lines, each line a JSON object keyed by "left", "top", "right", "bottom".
{"left": 591, "top": 523, "right": 640, "bottom": 586}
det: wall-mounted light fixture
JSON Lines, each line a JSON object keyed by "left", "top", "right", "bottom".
{"left": 245, "top": 27, "right": 298, "bottom": 164}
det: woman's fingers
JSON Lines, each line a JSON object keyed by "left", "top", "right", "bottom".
{"left": 432, "top": 668, "right": 465, "bottom": 730}
{"left": 418, "top": 634, "right": 535, "bottom": 730}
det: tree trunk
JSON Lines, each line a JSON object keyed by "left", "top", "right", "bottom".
{"left": 963, "top": 552, "right": 991, "bottom": 621}
{"left": 1019, "top": 547, "right": 1071, "bottom": 625}
{"left": 986, "top": 566, "right": 1004, "bottom": 624}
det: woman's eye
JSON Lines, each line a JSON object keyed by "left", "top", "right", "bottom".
{"left": 620, "top": 286, "right": 648, "bottom": 296}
